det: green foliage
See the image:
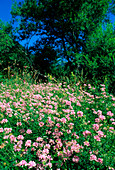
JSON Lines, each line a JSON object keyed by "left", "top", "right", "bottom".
{"left": 11, "top": 0, "right": 111, "bottom": 62}
{"left": 0, "top": 20, "right": 15, "bottom": 69}
{"left": 85, "top": 23, "right": 115, "bottom": 57}
{"left": 79, "top": 23, "right": 115, "bottom": 94}
{"left": 0, "top": 20, "right": 31, "bottom": 78}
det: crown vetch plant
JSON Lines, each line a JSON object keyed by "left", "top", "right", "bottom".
{"left": 0, "top": 80, "right": 114, "bottom": 170}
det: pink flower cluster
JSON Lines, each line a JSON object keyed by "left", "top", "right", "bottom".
{"left": 0, "top": 81, "right": 114, "bottom": 169}
{"left": 90, "top": 154, "right": 103, "bottom": 164}
{"left": 107, "top": 111, "right": 114, "bottom": 117}
{"left": 16, "top": 160, "right": 36, "bottom": 169}
{"left": 83, "top": 130, "right": 91, "bottom": 137}
{"left": 77, "top": 111, "right": 83, "bottom": 117}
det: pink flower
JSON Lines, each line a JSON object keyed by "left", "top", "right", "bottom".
{"left": 83, "top": 130, "right": 91, "bottom": 137}
{"left": 14, "top": 144, "right": 21, "bottom": 152}
{"left": 112, "top": 122, "right": 115, "bottom": 125}
{"left": 56, "top": 139, "right": 63, "bottom": 149}
{"left": 39, "top": 154, "right": 47, "bottom": 160}
{"left": 93, "top": 109, "right": 97, "bottom": 114}
{"left": 90, "top": 154, "right": 97, "bottom": 161}
{"left": 71, "top": 144, "right": 81, "bottom": 153}
{"left": 76, "top": 101, "right": 81, "bottom": 106}
{"left": 10, "top": 135, "right": 17, "bottom": 143}
{"left": 48, "top": 117, "right": 54, "bottom": 124}
{"left": 101, "top": 88, "right": 105, "bottom": 91}
{"left": 36, "top": 137, "right": 43, "bottom": 142}
{"left": 6, "top": 108, "right": 12, "bottom": 113}
{"left": 33, "top": 94, "right": 42, "bottom": 100}
{"left": 100, "top": 84, "right": 105, "bottom": 87}
{"left": 77, "top": 111, "right": 83, "bottom": 117}
{"left": 44, "top": 144, "right": 51, "bottom": 149}
{"left": 26, "top": 129, "right": 32, "bottom": 134}
{"left": 108, "top": 167, "right": 115, "bottom": 170}
{"left": 72, "top": 132, "right": 79, "bottom": 139}
{"left": 0, "top": 128, "right": 3, "bottom": 132}
{"left": 110, "top": 118, "right": 114, "bottom": 121}
{"left": 25, "top": 140, "right": 31, "bottom": 147}
{"left": 94, "top": 135, "right": 101, "bottom": 141}
{"left": 97, "top": 131, "right": 104, "bottom": 137}
{"left": 4, "top": 128, "right": 12, "bottom": 134}
{"left": 99, "top": 115, "right": 105, "bottom": 121}
{"left": 84, "top": 141, "right": 90, "bottom": 146}
{"left": 47, "top": 162, "right": 52, "bottom": 168}
{"left": 17, "top": 140, "right": 23, "bottom": 146}
{"left": 39, "top": 122, "right": 44, "bottom": 127}
{"left": 65, "top": 100, "right": 71, "bottom": 106}
{"left": 70, "top": 110, "right": 75, "bottom": 115}
{"left": 72, "top": 156, "right": 79, "bottom": 163}
{"left": 67, "top": 130, "right": 71, "bottom": 134}
{"left": 31, "top": 147, "right": 35, "bottom": 151}
{"left": 3, "top": 135, "right": 9, "bottom": 139}
{"left": 33, "top": 142, "right": 38, "bottom": 148}
{"left": 97, "top": 110, "right": 102, "bottom": 115}
{"left": 92, "top": 124, "right": 99, "bottom": 131}
{"left": 60, "top": 118, "right": 66, "bottom": 123}
{"left": 16, "top": 160, "right": 27, "bottom": 167}
{"left": 97, "top": 158, "right": 103, "bottom": 164}
{"left": 56, "top": 123, "right": 61, "bottom": 128}
{"left": 95, "top": 118, "right": 100, "bottom": 123}
{"left": 28, "top": 161, "right": 36, "bottom": 169}
{"left": 17, "top": 122, "right": 22, "bottom": 126}
{"left": 17, "top": 135, "right": 24, "bottom": 140}
{"left": 107, "top": 111, "right": 114, "bottom": 117}
{"left": 43, "top": 148, "right": 49, "bottom": 154}
{"left": 109, "top": 127, "right": 114, "bottom": 132}
{"left": 0, "top": 105, "right": 5, "bottom": 112}
{"left": 49, "top": 139, "right": 55, "bottom": 145}
{"left": 1, "top": 119, "right": 8, "bottom": 124}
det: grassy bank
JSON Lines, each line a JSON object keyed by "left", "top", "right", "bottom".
{"left": 0, "top": 78, "right": 115, "bottom": 169}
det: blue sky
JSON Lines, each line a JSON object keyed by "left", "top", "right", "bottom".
{"left": 0, "top": 0, "right": 22, "bottom": 22}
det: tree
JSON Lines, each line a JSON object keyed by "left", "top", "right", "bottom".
{"left": 11, "top": 0, "right": 111, "bottom": 72}
{"left": 79, "top": 23, "right": 115, "bottom": 94}
{"left": 0, "top": 20, "right": 15, "bottom": 69}
{"left": 0, "top": 20, "right": 29, "bottom": 77}
{"left": 33, "top": 45, "right": 58, "bottom": 75}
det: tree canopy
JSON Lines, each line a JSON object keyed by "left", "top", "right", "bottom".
{"left": 0, "top": 20, "right": 29, "bottom": 75}
{"left": 0, "top": 21, "right": 15, "bottom": 68}
{"left": 11, "top": 0, "right": 112, "bottom": 62}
